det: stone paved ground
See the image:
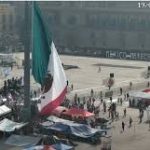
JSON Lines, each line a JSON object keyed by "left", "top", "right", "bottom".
{"left": 111, "top": 104, "right": 150, "bottom": 150}
{"left": 0, "top": 53, "right": 150, "bottom": 150}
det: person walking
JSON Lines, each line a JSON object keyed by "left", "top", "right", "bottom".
{"left": 120, "top": 87, "right": 123, "bottom": 95}
{"left": 98, "top": 66, "right": 101, "bottom": 73}
{"left": 129, "top": 117, "right": 133, "bottom": 127}
{"left": 120, "top": 98, "right": 123, "bottom": 106}
{"left": 122, "top": 121, "right": 125, "bottom": 132}
{"left": 71, "top": 84, "right": 74, "bottom": 91}
{"left": 147, "top": 81, "right": 150, "bottom": 87}
{"left": 103, "top": 101, "right": 106, "bottom": 113}
{"left": 91, "top": 89, "right": 94, "bottom": 97}
{"left": 129, "top": 82, "right": 132, "bottom": 90}
{"left": 123, "top": 108, "right": 127, "bottom": 117}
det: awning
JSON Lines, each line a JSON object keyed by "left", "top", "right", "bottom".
{"left": 51, "top": 106, "right": 68, "bottom": 116}
{"left": 52, "top": 143, "right": 73, "bottom": 150}
{"left": 0, "top": 105, "right": 11, "bottom": 117}
{"left": 143, "top": 89, "right": 150, "bottom": 94}
{"left": 129, "top": 91, "right": 150, "bottom": 99}
{"left": 47, "top": 115, "right": 74, "bottom": 124}
{"left": 62, "top": 108, "right": 94, "bottom": 118}
{"left": 0, "top": 118, "right": 27, "bottom": 132}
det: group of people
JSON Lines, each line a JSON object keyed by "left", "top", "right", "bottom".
{"left": 0, "top": 77, "right": 23, "bottom": 97}
{"left": 63, "top": 82, "right": 148, "bottom": 133}
{"left": 0, "top": 77, "right": 24, "bottom": 121}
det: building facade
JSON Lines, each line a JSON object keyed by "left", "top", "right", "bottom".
{"left": 0, "top": 4, "right": 16, "bottom": 34}
{"left": 0, "top": 3, "right": 21, "bottom": 52}
{"left": 39, "top": 1, "right": 150, "bottom": 61}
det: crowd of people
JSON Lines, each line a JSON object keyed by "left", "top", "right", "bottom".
{"left": 0, "top": 73, "right": 149, "bottom": 135}
{"left": 63, "top": 82, "right": 150, "bottom": 133}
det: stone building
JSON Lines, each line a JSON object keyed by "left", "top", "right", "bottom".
{"left": 0, "top": 4, "right": 16, "bottom": 34}
{"left": 40, "top": 1, "right": 150, "bottom": 61}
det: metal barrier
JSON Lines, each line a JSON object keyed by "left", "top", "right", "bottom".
{"left": 67, "top": 80, "right": 150, "bottom": 100}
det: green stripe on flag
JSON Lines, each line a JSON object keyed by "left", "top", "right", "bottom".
{"left": 32, "top": 2, "right": 52, "bottom": 85}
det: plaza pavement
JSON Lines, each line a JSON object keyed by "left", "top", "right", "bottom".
{"left": 0, "top": 53, "right": 150, "bottom": 150}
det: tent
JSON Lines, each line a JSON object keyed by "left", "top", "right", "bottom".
{"left": 24, "top": 145, "right": 56, "bottom": 150}
{"left": 62, "top": 108, "right": 94, "bottom": 118}
{"left": 47, "top": 115, "right": 74, "bottom": 124}
{"left": 129, "top": 91, "right": 150, "bottom": 107}
{"left": 0, "top": 118, "right": 27, "bottom": 132}
{"left": 40, "top": 121, "right": 54, "bottom": 127}
{"left": 45, "top": 122, "right": 106, "bottom": 138}
{"left": 0, "top": 105, "right": 11, "bottom": 117}
{"left": 143, "top": 89, "right": 150, "bottom": 94}
{"left": 51, "top": 106, "right": 68, "bottom": 116}
{"left": 129, "top": 91, "right": 150, "bottom": 99}
{"left": 5, "top": 134, "right": 41, "bottom": 147}
{"left": 47, "top": 122, "right": 69, "bottom": 133}
{"left": 52, "top": 143, "right": 73, "bottom": 150}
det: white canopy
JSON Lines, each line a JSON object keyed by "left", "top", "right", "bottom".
{"left": 129, "top": 91, "right": 150, "bottom": 100}
{"left": 47, "top": 115, "right": 74, "bottom": 124}
{"left": 0, "top": 105, "right": 11, "bottom": 117}
{"left": 0, "top": 118, "right": 27, "bottom": 132}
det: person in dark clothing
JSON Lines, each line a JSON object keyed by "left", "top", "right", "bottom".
{"left": 120, "top": 98, "right": 123, "bottom": 106}
{"left": 122, "top": 121, "right": 125, "bottom": 131}
{"left": 126, "top": 93, "right": 129, "bottom": 100}
{"left": 91, "top": 89, "right": 94, "bottom": 97}
{"left": 110, "top": 97, "right": 112, "bottom": 103}
{"left": 120, "top": 87, "right": 123, "bottom": 95}
{"left": 129, "top": 82, "right": 132, "bottom": 90}
{"left": 66, "top": 80, "right": 69, "bottom": 86}
{"left": 147, "top": 82, "right": 150, "bottom": 87}
{"left": 123, "top": 108, "right": 127, "bottom": 117}
{"left": 129, "top": 117, "right": 133, "bottom": 127}
{"left": 103, "top": 101, "right": 106, "bottom": 113}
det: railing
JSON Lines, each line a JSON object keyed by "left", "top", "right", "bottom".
{"left": 67, "top": 79, "right": 150, "bottom": 100}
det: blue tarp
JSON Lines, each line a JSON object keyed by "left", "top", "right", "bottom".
{"left": 47, "top": 123, "right": 69, "bottom": 133}
{"left": 52, "top": 143, "right": 73, "bottom": 150}
{"left": 69, "top": 124, "right": 100, "bottom": 138}
{"left": 5, "top": 134, "right": 41, "bottom": 147}
{"left": 42, "top": 122, "right": 106, "bottom": 138}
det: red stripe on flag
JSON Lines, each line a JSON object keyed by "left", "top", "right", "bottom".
{"left": 40, "top": 86, "right": 67, "bottom": 115}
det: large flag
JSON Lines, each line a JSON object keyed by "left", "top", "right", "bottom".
{"left": 32, "top": 3, "right": 67, "bottom": 115}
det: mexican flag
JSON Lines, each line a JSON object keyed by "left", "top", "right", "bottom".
{"left": 32, "top": 3, "right": 67, "bottom": 115}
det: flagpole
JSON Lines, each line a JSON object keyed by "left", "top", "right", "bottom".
{"left": 23, "top": 1, "right": 31, "bottom": 121}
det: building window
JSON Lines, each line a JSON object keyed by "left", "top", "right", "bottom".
{"left": 2, "top": 14, "right": 6, "bottom": 31}
{"left": 9, "top": 14, "right": 13, "bottom": 30}
{"left": 138, "top": 17, "right": 146, "bottom": 31}
{"left": 102, "top": 31, "right": 107, "bottom": 47}
{"left": 128, "top": 16, "right": 136, "bottom": 30}
{"left": 48, "top": 12, "right": 60, "bottom": 26}
{"left": 67, "top": 15, "right": 77, "bottom": 26}
{"left": 90, "top": 32, "right": 96, "bottom": 46}
{"left": 86, "top": 14, "right": 99, "bottom": 27}
{"left": 119, "top": 32, "right": 126, "bottom": 49}
{"left": 138, "top": 33, "right": 145, "bottom": 49}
